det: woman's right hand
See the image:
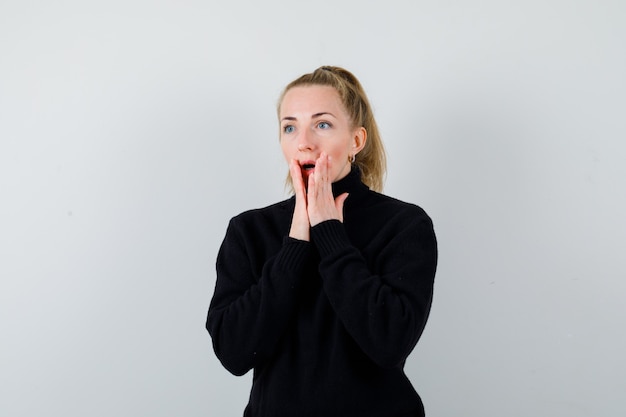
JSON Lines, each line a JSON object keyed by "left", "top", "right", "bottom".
{"left": 288, "top": 159, "right": 310, "bottom": 241}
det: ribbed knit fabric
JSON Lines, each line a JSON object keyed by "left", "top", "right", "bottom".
{"left": 207, "top": 168, "right": 438, "bottom": 417}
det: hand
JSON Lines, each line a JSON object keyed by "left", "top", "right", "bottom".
{"left": 306, "top": 152, "right": 349, "bottom": 227}
{"left": 288, "top": 159, "right": 310, "bottom": 241}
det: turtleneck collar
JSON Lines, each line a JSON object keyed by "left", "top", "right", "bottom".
{"left": 331, "top": 166, "right": 369, "bottom": 198}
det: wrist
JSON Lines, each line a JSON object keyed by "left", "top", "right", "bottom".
{"left": 289, "top": 225, "right": 310, "bottom": 242}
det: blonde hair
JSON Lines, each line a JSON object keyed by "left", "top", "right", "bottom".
{"left": 278, "top": 66, "right": 387, "bottom": 193}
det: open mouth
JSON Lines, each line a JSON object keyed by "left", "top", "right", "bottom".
{"left": 299, "top": 161, "right": 316, "bottom": 185}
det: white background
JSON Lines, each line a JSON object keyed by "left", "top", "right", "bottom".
{"left": 1, "top": 1, "right": 625, "bottom": 416}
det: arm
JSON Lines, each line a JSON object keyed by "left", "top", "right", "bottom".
{"left": 206, "top": 218, "right": 311, "bottom": 376}
{"left": 312, "top": 213, "right": 437, "bottom": 369}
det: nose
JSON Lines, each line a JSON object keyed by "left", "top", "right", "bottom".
{"left": 297, "top": 129, "right": 315, "bottom": 151}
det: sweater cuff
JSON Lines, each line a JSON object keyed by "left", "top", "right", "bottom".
{"left": 310, "top": 220, "right": 351, "bottom": 258}
{"left": 273, "top": 236, "right": 311, "bottom": 271}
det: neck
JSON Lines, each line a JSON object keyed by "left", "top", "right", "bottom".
{"left": 331, "top": 166, "right": 368, "bottom": 198}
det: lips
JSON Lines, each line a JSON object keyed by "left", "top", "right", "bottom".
{"left": 299, "top": 160, "right": 316, "bottom": 172}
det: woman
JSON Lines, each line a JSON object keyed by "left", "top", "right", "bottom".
{"left": 207, "top": 66, "right": 438, "bottom": 417}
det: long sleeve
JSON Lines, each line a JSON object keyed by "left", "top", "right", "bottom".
{"left": 206, "top": 216, "right": 311, "bottom": 376}
{"left": 206, "top": 169, "right": 437, "bottom": 417}
{"left": 311, "top": 208, "right": 437, "bottom": 369}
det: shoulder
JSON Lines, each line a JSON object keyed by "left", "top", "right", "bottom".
{"left": 226, "top": 197, "right": 295, "bottom": 239}
{"left": 217, "top": 198, "right": 296, "bottom": 274}
{"left": 362, "top": 189, "right": 433, "bottom": 226}
{"left": 231, "top": 197, "right": 293, "bottom": 223}
{"left": 367, "top": 192, "right": 438, "bottom": 257}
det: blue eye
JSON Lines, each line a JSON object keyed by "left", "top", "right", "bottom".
{"left": 317, "top": 122, "right": 330, "bottom": 129}
{"left": 284, "top": 125, "right": 295, "bottom": 133}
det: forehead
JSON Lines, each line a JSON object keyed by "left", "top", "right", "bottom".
{"left": 280, "top": 85, "right": 346, "bottom": 117}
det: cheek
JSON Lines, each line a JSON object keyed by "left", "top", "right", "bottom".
{"left": 280, "top": 141, "right": 293, "bottom": 161}
{"left": 328, "top": 143, "right": 349, "bottom": 162}
{"left": 328, "top": 147, "right": 349, "bottom": 172}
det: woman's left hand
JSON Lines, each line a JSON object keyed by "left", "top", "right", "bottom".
{"left": 307, "top": 152, "right": 349, "bottom": 226}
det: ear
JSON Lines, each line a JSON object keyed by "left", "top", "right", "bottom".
{"left": 352, "top": 126, "right": 367, "bottom": 155}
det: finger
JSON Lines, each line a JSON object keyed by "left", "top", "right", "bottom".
{"left": 307, "top": 165, "right": 316, "bottom": 198}
{"left": 316, "top": 154, "right": 329, "bottom": 202}
{"left": 289, "top": 159, "right": 304, "bottom": 194}
{"left": 288, "top": 160, "right": 311, "bottom": 240}
{"left": 315, "top": 152, "right": 327, "bottom": 186}
{"left": 322, "top": 152, "right": 330, "bottom": 186}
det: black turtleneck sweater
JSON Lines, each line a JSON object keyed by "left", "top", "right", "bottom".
{"left": 206, "top": 168, "right": 438, "bottom": 417}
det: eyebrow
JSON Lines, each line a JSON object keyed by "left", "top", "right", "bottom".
{"left": 312, "top": 112, "right": 336, "bottom": 119}
{"left": 281, "top": 112, "right": 336, "bottom": 122}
